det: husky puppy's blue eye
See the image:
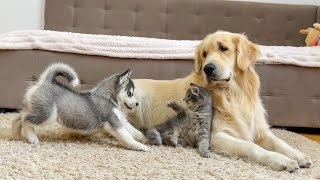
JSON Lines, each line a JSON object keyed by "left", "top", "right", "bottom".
{"left": 127, "top": 91, "right": 132, "bottom": 97}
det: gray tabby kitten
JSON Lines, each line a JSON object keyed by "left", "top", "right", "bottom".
{"left": 146, "top": 83, "right": 213, "bottom": 158}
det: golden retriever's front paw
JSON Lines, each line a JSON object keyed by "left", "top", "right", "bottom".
{"left": 271, "top": 159, "right": 298, "bottom": 172}
{"left": 266, "top": 152, "right": 299, "bottom": 172}
{"left": 297, "top": 156, "right": 312, "bottom": 168}
{"left": 285, "top": 159, "right": 299, "bottom": 173}
{"left": 288, "top": 150, "right": 312, "bottom": 168}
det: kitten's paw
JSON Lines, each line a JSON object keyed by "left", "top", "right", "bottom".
{"left": 166, "top": 100, "right": 176, "bottom": 108}
{"left": 176, "top": 144, "right": 183, "bottom": 148}
{"left": 200, "top": 152, "right": 211, "bottom": 158}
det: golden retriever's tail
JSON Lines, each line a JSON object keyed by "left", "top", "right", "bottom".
{"left": 145, "top": 128, "right": 162, "bottom": 145}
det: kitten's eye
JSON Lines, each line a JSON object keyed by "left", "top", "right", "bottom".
{"left": 202, "top": 51, "right": 207, "bottom": 58}
{"left": 219, "top": 45, "right": 228, "bottom": 52}
{"left": 127, "top": 92, "right": 132, "bottom": 97}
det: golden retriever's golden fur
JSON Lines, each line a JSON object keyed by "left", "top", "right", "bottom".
{"left": 129, "top": 31, "right": 312, "bottom": 172}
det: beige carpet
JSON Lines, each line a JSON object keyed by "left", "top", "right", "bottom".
{"left": 0, "top": 113, "right": 319, "bottom": 180}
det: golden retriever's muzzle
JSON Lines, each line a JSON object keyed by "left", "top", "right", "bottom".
{"left": 204, "top": 63, "right": 231, "bottom": 82}
{"left": 204, "top": 63, "right": 216, "bottom": 77}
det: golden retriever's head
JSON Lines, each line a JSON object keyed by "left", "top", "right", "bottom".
{"left": 195, "top": 31, "right": 260, "bottom": 84}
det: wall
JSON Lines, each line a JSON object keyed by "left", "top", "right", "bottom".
{"left": 0, "top": 0, "right": 318, "bottom": 34}
{"left": 0, "top": 0, "right": 45, "bottom": 34}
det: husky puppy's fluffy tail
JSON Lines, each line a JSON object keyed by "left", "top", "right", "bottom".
{"left": 38, "top": 63, "right": 80, "bottom": 87}
{"left": 145, "top": 128, "right": 162, "bottom": 145}
{"left": 12, "top": 63, "right": 80, "bottom": 141}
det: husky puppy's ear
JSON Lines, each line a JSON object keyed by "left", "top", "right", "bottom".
{"left": 125, "top": 69, "right": 132, "bottom": 77}
{"left": 119, "top": 69, "right": 132, "bottom": 85}
{"left": 190, "top": 86, "right": 199, "bottom": 96}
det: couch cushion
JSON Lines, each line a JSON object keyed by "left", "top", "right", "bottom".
{"left": 45, "top": 0, "right": 318, "bottom": 46}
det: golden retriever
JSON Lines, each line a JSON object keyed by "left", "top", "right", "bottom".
{"left": 129, "top": 31, "right": 312, "bottom": 172}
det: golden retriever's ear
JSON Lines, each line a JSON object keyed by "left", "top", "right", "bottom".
{"left": 299, "top": 29, "right": 310, "bottom": 35}
{"left": 194, "top": 42, "right": 204, "bottom": 73}
{"left": 234, "top": 34, "right": 260, "bottom": 71}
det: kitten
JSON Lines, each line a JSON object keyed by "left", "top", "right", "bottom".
{"left": 146, "top": 83, "right": 214, "bottom": 158}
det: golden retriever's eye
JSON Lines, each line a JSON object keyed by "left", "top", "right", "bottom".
{"left": 202, "top": 51, "right": 207, "bottom": 58}
{"left": 219, "top": 45, "right": 228, "bottom": 52}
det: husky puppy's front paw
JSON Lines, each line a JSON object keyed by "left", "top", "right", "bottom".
{"left": 128, "top": 142, "right": 149, "bottom": 152}
{"left": 26, "top": 136, "right": 39, "bottom": 144}
{"left": 134, "top": 131, "right": 148, "bottom": 144}
{"left": 135, "top": 143, "right": 149, "bottom": 152}
{"left": 138, "top": 135, "right": 148, "bottom": 144}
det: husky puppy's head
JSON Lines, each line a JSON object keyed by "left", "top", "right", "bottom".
{"left": 116, "top": 69, "right": 139, "bottom": 111}
{"left": 183, "top": 83, "right": 211, "bottom": 111}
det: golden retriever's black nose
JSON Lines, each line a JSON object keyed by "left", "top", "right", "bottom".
{"left": 204, "top": 63, "right": 216, "bottom": 76}
{"left": 136, "top": 102, "right": 139, "bottom": 106}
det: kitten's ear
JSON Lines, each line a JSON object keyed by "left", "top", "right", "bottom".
{"left": 190, "top": 86, "right": 199, "bottom": 96}
{"left": 119, "top": 69, "right": 132, "bottom": 85}
{"left": 122, "top": 69, "right": 132, "bottom": 77}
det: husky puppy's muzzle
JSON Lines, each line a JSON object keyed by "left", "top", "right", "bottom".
{"left": 124, "top": 101, "right": 139, "bottom": 110}
{"left": 123, "top": 95, "right": 139, "bottom": 110}
{"left": 204, "top": 63, "right": 231, "bottom": 82}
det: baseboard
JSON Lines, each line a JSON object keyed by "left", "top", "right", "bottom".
{"left": 0, "top": 108, "right": 18, "bottom": 113}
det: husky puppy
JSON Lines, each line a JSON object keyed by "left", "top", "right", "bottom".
{"left": 146, "top": 83, "right": 213, "bottom": 158}
{"left": 11, "top": 63, "right": 148, "bottom": 151}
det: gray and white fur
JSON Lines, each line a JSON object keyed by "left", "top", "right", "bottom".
{"left": 146, "top": 83, "right": 213, "bottom": 158}
{"left": 11, "top": 63, "right": 148, "bottom": 151}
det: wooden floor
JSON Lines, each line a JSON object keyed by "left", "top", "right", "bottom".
{"left": 283, "top": 127, "right": 320, "bottom": 143}
{"left": 301, "top": 133, "right": 320, "bottom": 143}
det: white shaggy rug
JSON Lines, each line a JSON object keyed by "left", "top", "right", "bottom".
{"left": 0, "top": 113, "right": 319, "bottom": 179}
